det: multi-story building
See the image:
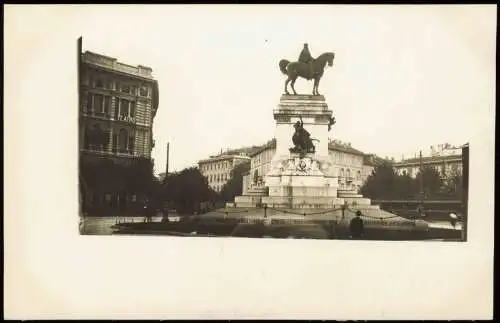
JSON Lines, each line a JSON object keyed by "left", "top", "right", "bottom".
{"left": 79, "top": 47, "right": 159, "bottom": 214}
{"left": 247, "top": 139, "right": 277, "bottom": 187}
{"left": 327, "top": 140, "right": 366, "bottom": 191}
{"left": 198, "top": 152, "right": 251, "bottom": 193}
{"left": 79, "top": 50, "right": 159, "bottom": 162}
{"left": 394, "top": 143, "right": 463, "bottom": 179}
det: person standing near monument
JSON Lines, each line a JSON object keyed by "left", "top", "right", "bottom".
{"left": 349, "top": 210, "right": 365, "bottom": 239}
{"left": 298, "top": 43, "right": 315, "bottom": 80}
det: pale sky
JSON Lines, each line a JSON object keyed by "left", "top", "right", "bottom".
{"left": 9, "top": 5, "right": 496, "bottom": 175}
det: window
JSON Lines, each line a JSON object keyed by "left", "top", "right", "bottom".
{"left": 118, "top": 129, "right": 128, "bottom": 153}
{"left": 114, "top": 97, "right": 120, "bottom": 119}
{"left": 96, "top": 78, "right": 104, "bottom": 88}
{"left": 128, "top": 134, "right": 135, "bottom": 153}
{"left": 140, "top": 85, "right": 148, "bottom": 97}
{"left": 121, "top": 84, "right": 131, "bottom": 94}
{"left": 104, "top": 96, "right": 111, "bottom": 115}
{"left": 94, "top": 95, "right": 104, "bottom": 114}
{"left": 131, "top": 85, "right": 137, "bottom": 95}
{"left": 120, "top": 99, "right": 130, "bottom": 117}
{"left": 130, "top": 101, "right": 135, "bottom": 118}
{"left": 83, "top": 126, "right": 91, "bottom": 149}
{"left": 86, "top": 92, "right": 93, "bottom": 113}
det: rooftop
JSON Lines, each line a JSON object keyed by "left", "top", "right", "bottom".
{"left": 81, "top": 50, "right": 154, "bottom": 80}
{"left": 198, "top": 154, "right": 251, "bottom": 164}
{"left": 363, "top": 154, "right": 393, "bottom": 166}
{"left": 327, "top": 140, "right": 365, "bottom": 156}
{"left": 395, "top": 153, "right": 462, "bottom": 166}
{"left": 248, "top": 139, "right": 277, "bottom": 157}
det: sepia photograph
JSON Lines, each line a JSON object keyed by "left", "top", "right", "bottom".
{"left": 78, "top": 6, "right": 473, "bottom": 242}
{"left": 5, "top": 4, "right": 494, "bottom": 320}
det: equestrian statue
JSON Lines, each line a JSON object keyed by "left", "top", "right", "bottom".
{"left": 279, "top": 43, "right": 335, "bottom": 96}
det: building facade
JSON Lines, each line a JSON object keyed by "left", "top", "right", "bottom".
{"left": 79, "top": 50, "right": 159, "bottom": 161}
{"left": 327, "top": 140, "right": 366, "bottom": 191}
{"left": 394, "top": 144, "right": 463, "bottom": 179}
{"left": 198, "top": 153, "right": 251, "bottom": 193}
{"left": 79, "top": 49, "right": 159, "bottom": 215}
{"left": 248, "top": 139, "right": 277, "bottom": 188}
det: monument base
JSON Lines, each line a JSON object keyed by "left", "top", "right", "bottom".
{"left": 261, "top": 196, "right": 345, "bottom": 209}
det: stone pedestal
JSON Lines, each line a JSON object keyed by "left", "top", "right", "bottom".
{"left": 261, "top": 95, "right": 339, "bottom": 209}
{"left": 272, "top": 95, "right": 332, "bottom": 161}
{"left": 230, "top": 94, "right": 376, "bottom": 211}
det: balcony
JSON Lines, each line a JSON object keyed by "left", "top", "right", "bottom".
{"left": 116, "top": 114, "right": 137, "bottom": 124}
{"left": 338, "top": 176, "right": 359, "bottom": 183}
{"left": 81, "top": 111, "right": 112, "bottom": 120}
{"left": 81, "top": 111, "right": 137, "bottom": 125}
{"left": 81, "top": 145, "right": 143, "bottom": 158}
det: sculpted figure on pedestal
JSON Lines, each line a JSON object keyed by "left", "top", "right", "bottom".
{"left": 290, "top": 116, "right": 318, "bottom": 155}
{"left": 279, "top": 43, "right": 335, "bottom": 96}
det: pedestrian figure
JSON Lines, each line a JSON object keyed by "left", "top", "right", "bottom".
{"left": 449, "top": 212, "right": 457, "bottom": 228}
{"left": 161, "top": 203, "right": 170, "bottom": 224}
{"left": 349, "top": 210, "right": 365, "bottom": 239}
{"left": 143, "top": 198, "right": 152, "bottom": 223}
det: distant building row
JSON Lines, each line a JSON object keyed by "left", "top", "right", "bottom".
{"left": 197, "top": 140, "right": 464, "bottom": 194}
{"left": 197, "top": 139, "right": 389, "bottom": 193}
{"left": 394, "top": 143, "right": 463, "bottom": 178}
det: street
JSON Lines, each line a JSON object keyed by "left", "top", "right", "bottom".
{"left": 80, "top": 214, "right": 181, "bottom": 235}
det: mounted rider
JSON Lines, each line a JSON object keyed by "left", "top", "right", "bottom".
{"left": 298, "top": 43, "right": 315, "bottom": 80}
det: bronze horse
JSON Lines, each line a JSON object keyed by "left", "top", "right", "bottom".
{"left": 279, "top": 52, "right": 335, "bottom": 96}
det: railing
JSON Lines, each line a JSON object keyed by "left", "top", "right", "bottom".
{"left": 116, "top": 115, "right": 136, "bottom": 123}
{"left": 81, "top": 111, "right": 137, "bottom": 124}
{"left": 82, "top": 147, "right": 142, "bottom": 158}
{"left": 82, "top": 111, "right": 112, "bottom": 120}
